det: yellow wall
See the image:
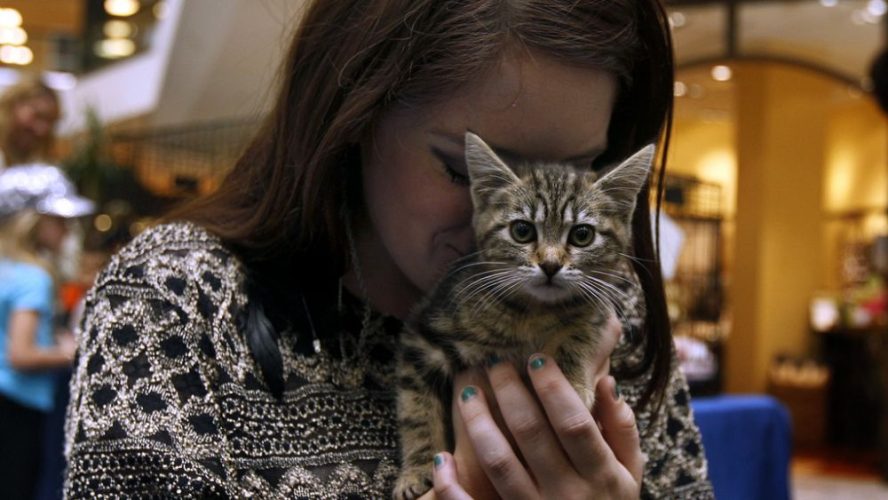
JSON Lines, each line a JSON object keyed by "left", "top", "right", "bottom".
{"left": 822, "top": 99, "right": 888, "bottom": 290}
{"left": 673, "top": 62, "right": 887, "bottom": 393}
{"left": 668, "top": 120, "right": 737, "bottom": 216}
{"left": 825, "top": 98, "right": 888, "bottom": 214}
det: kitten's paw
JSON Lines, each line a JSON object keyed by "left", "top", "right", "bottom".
{"left": 393, "top": 467, "right": 433, "bottom": 500}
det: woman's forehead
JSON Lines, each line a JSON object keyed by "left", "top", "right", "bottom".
{"left": 414, "top": 53, "right": 617, "bottom": 162}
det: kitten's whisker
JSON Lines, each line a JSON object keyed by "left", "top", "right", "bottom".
{"left": 447, "top": 251, "right": 489, "bottom": 268}
{"left": 471, "top": 276, "right": 523, "bottom": 316}
{"left": 573, "top": 281, "right": 613, "bottom": 317}
{"left": 460, "top": 273, "right": 514, "bottom": 303}
{"left": 617, "top": 252, "right": 655, "bottom": 265}
{"left": 449, "top": 261, "right": 509, "bottom": 275}
{"left": 580, "top": 280, "right": 630, "bottom": 325}
{"left": 456, "top": 271, "right": 516, "bottom": 302}
{"left": 587, "top": 269, "right": 635, "bottom": 287}
{"left": 578, "top": 279, "right": 628, "bottom": 318}
{"left": 583, "top": 276, "right": 631, "bottom": 301}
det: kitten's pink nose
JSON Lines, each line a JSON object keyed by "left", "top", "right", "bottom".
{"left": 539, "top": 261, "right": 562, "bottom": 278}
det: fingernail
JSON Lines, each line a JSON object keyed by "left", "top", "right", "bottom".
{"left": 612, "top": 378, "right": 622, "bottom": 400}
{"left": 487, "top": 353, "right": 502, "bottom": 367}
{"left": 434, "top": 453, "right": 445, "bottom": 469}
{"left": 460, "top": 386, "right": 477, "bottom": 402}
{"left": 529, "top": 355, "right": 546, "bottom": 371}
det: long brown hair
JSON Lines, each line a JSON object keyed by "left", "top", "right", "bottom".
{"left": 173, "top": 0, "right": 675, "bottom": 408}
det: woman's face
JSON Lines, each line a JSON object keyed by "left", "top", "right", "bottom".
{"left": 359, "top": 52, "right": 617, "bottom": 312}
{"left": 34, "top": 214, "right": 69, "bottom": 253}
{"left": 10, "top": 94, "right": 59, "bottom": 155}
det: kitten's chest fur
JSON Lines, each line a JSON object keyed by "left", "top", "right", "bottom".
{"left": 408, "top": 256, "right": 610, "bottom": 372}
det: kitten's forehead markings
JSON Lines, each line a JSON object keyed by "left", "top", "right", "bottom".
{"left": 534, "top": 204, "right": 545, "bottom": 224}
{"left": 520, "top": 206, "right": 533, "bottom": 220}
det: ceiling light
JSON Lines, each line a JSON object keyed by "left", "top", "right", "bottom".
{"left": 820, "top": 0, "right": 838, "bottom": 6}
{"left": 94, "top": 38, "right": 136, "bottom": 59}
{"left": 0, "top": 45, "right": 32, "bottom": 66}
{"left": 104, "top": 0, "right": 140, "bottom": 17}
{"left": 868, "top": 0, "right": 887, "bottom": 16}
{"left": 103, "top": 20, "right": 133, "bottom": 39}
{"left": 0, "top": 8, "right": 22, "bottom": 28}
{"left": 0, "top": 27, "right": 26, "bottom": 45}
{"left": 674, "top": 81, "right": 688, "bottom": 97}
{"left": 711, "top": 65, "right": 733, "bottom": 82}
{"left": 670, "top": 12, "right": 687, "bottom": 29}
{"left": 153, "top": 1, "right": 169, "bottom": 20}
{"left": 94, "top": 214, "right": 113, "bottom": 232}
{"left": 43, "top": 71, "right": 77, "bottom": 91}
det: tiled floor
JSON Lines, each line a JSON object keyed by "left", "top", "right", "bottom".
{"left": 792, "top": 449, "right": 888, "bottom": 499}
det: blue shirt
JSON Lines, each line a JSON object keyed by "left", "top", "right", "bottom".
{"left": 0, "top": 259, "right": 55, "bottom": 411}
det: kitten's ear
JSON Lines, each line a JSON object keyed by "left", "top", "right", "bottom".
{"left": 465, "top": 132, "right": 520, "bottom": 205}
{"left": 594, "top": 144, "right": 655, "bottom": 211}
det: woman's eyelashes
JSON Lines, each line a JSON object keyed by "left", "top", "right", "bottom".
{"left": 430, "top": 147, "right": 470, "bottom": 186}
{"left": 443, "top": 163, "right": 470, "bottom": 185}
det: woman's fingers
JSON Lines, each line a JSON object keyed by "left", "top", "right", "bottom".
{"left": 485, "top": 359, "right": 577, "bottom": 493}
{"left": 431, "top": 453, "right": 474, "bottom": 500}
{"left": 527, "top": 354, "right": 616, "bottom": 477}
{"left": 594, "top": 376, "right": 645, "bottom": 485}
{"left": 457, "top": 382, "right": 538, "bottom": 500}
{"left": 450, "top": 371, "right": 500, "bottom": 499}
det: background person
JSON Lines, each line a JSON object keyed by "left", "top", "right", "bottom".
{"left": 0, "top": 164, "right": 93, "bottom": 499}
{"left": 0, "top": 76, "right": 60, "bottom": 170}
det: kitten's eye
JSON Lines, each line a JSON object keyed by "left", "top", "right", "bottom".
{"left": 568, "top": 224, "right": 596, "bottom": 247}
{"left": 509, "top": 220, "right": 536, "bottom": 244}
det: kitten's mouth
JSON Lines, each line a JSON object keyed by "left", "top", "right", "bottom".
{"left": 524, "top": 280, "right": 572, "bottom": 303}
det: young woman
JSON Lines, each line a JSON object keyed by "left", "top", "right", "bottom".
{"left": 0, "top": 165, "right": 93, "bottom": 499}
{"left": 65, "top": 1, "right": 714, "bottom": 498}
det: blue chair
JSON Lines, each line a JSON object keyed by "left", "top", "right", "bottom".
{"left": 691, "top": 395, "right": 792, "bottom": 500}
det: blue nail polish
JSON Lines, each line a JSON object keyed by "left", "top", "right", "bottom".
{"left": 529, "top": 355, "right": 546, "bottom": 370}
{"left": 434, "top": 453, "right": 445, "bottom": 469}
{"left": 461, "top": 386, "right": 477, "bottom": 402}
{"left": 487, "top": 353, "right": 502, "bottom": 367}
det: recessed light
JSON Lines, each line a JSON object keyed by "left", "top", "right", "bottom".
{"left": 674, "top": 81, "right": 688, "bottom": 97}
{"left": 711, "top": 65, "right": 732, "bottom": 82}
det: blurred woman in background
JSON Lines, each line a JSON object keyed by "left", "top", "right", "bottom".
{"left": 0, "top": 165, "right": 92, "bottom": 500}
{"left": 0, "top": 76, "right": 61, "bottom": 170}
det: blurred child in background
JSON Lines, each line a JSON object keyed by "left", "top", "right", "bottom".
{"left": 0, "top": 165, "right": 93, "bottom": 500}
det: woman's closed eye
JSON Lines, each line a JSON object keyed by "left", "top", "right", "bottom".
{"left": 431, "top": 146, "right": 470, "bottom": 186}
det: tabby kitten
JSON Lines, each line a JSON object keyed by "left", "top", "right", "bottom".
{"left": 393, "top": 132, "right": 653, "bottom": 500}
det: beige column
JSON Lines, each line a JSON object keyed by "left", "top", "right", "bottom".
{"left": 727, "top": 63, "right": 831, "bottom": 393}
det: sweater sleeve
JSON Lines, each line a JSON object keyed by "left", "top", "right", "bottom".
{"left": 634, "top": 353, "right": 714, "bottom": 499}
{"left": 610, "top": 259, "right": 714, "bottom": 499}
{"left": 64, "top": 225, "right": 248, "bottom": 499}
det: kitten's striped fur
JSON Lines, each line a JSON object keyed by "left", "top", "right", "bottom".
{"left": 393, "top": 133, "right": 654, "bottom": 499}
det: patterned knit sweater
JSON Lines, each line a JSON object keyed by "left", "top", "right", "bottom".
{"left": 64, "top": 222, "right": 714, "bottom": 499}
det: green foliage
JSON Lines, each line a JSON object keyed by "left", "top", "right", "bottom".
{"left": 63, "top": 107, "right": 124, "bottom": 206}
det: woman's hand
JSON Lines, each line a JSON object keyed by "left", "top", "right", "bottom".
{"left": 423, "top": 317, "right": 644, "bottom": 499}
